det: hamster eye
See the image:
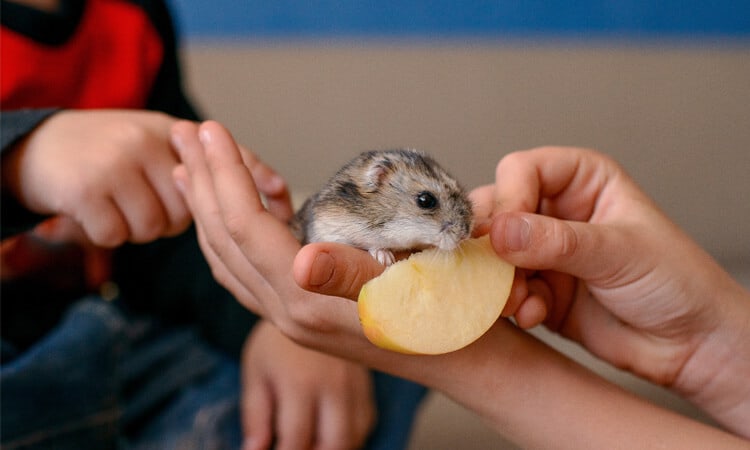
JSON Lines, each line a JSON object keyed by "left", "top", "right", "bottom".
{"left": 416, "top": 191, "right": 438, "bottom": 210}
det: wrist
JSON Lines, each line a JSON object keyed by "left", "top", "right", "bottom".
{"left": 674, "top": 278, "right": 750, "bottom": 438}
{"left": 1, "top": 140, "right": 51, "bottom": 238}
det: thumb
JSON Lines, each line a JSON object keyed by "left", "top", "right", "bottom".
{"left": 293, "top": 243, "right": 386, "bottom": 301}
{"left": 490, "top": 212, "right": 631, "bottom": 283}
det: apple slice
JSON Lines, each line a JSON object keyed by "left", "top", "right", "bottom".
{"left": 358, "top": 235, "right": 515, "bottom": 355}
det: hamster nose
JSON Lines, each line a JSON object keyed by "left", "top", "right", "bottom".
{"left": 442, "top": 221, "right": 469, "bottom": 238}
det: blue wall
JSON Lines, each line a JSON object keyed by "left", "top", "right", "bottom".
{"left": 167, "top": 0, "right": 750, "bottom": 41}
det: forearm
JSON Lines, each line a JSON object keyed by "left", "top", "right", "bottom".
{"left": 398, "top": 321, "right": 747, "bottom": 449}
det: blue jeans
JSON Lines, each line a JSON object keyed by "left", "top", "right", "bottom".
{"left": 1, "top": 299, "right": 426, "bottom": 449}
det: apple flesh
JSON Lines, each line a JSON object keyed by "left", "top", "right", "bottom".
{"left": 358, "top": 235, "right": 515, "bottom": 355}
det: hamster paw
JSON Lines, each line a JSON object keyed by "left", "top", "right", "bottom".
{"left": 369, "top": 248, "right": 396, "bottom": 266}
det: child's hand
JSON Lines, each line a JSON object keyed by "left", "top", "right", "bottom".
{"left": 240, "top": 321, "right": 376, "bottom": 450}
{"left": 3, "top": 110, "right": 189, "bottom": 246}
{"left": 473, "top": 147, "right": 750, "bottom": 435}
{"left": 3, "top": 110, "right": 293, "bottom": 249}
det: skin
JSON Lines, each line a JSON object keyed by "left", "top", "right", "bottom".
{"left": 473, "top": 147, "right": 750, "bottom": 433}
{"left": 1, "top": 109, "right": 376, "bottom": 450}
{"left": 241, "top": 321, "right": 375, "bottom": 450}
{"left": 171, "top": 119, "right": 750, "bottom": 447}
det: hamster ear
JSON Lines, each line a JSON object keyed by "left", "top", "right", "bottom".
{"left": 364, "top": 157, "right": 394, "bottom": 190}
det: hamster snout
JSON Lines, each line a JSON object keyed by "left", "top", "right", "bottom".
{"left": 290, "top": 148, "right": 473, "bottom": 265}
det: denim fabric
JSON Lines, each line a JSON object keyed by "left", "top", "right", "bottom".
{"left": 366, "top": 371, "right": 428, "bottom": 450}
{"left": 2, "top": 299, "right": 125, "bottom": 449}
{"left": 1, "top": 298, "right": 426, "bottom": 449}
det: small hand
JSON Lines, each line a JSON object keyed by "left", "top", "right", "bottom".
{"left": 3, "top": 110, "right": 189, "bottom": 246}
{"left": 172, "top": 120, "right": 376, "bottom": 350}
{"left": 241, "top": 321, "right": 376, "bottom": 450}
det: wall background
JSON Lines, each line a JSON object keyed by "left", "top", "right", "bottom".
{"left": 165, "top": 3, "right": 749, "bottom": 446}
{"left": 168, "top": 1, "right": 749, "bottom": 265}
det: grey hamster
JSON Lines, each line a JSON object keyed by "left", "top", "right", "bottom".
{"left": 290, "top": 149, "right": 473, "bottom": 265}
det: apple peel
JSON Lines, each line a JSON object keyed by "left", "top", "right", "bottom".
{"left": 358, "top": 235, "right": 515, "bottom": 355}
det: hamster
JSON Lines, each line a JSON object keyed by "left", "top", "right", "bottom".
{"left": 290, "top": 149, "right": 473, "bottom": 265}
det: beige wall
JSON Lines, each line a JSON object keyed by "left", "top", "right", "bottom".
{"left": 182, "top": 42, "right": 750, "bottom": 264}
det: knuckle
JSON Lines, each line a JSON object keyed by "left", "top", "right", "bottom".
{"left": 132, "top": 217, "right": 167, "bottom": 243}
{"left": 65, "top": 176, "right": 99, "bottom": 207}
{"left": 85, "top": 220, "right": 127, "bottom": 248}
{"left": 223, "top": 213, "right": 249, "bottom": 246}
{"left": 109, "top": 119, "right": 152, "bottom": 148}
{"left": 163, "top": 213, "right": 192, "bottom": 237}
{"left": 279, "top": 305, "right": 334, "bottom": 346}
{"left": 551, "top": 220, "right": 580, "bottom": 258}
{"left": 495, "top": 150, "right": 523, "bottom": 176}
{"left": 125, "top": 201, "right": 169, "bottom": 243}
{"left": 287, "top": 301, "right": 326, "bottom": 331}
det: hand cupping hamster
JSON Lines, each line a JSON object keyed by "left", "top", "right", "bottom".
{"left": 290, "top": 149, "right": 473, "bottom": 265}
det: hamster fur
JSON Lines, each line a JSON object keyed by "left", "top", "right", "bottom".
{"left": 290, "top": 149, "right": 473, "bottom": 265}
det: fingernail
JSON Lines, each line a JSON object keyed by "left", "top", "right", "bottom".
{"left": 267, "top": 175, "right": 285, "bottom": 193}
{"left": 505, "top": 216, "right": 530, "bottom": 251}
{"left": 170, "top": 131, "right": 185, "bottom": 152}
{"left": 309, "top": 252, "right": 335, "bottom": 286}
{"left": 173, "top": 176, "right": 185, "bottom": 194}
{"left": 242, "top": 438, "right": 256, "bottom": 450}
{"left": 199, "top": 127, "right": 212, "bottom": 145}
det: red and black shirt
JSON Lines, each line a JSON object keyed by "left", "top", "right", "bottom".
{"left": 1, "top": 0, "right": 255, "bottom": 355}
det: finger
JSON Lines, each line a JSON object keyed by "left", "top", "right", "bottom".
{"left": 490, "top": 211, "right": 635, "bottom": 285}
{"left": 513, "top": 294, "right": 548, "bottom": 329}
{"left": 238, "top": 145, "right": 294, "bottom": 222}
{"left": 193, "top": 214, "right": 269, "bottom": 316}
{"left": 173, "top": 125, "right": 263, "bottom": 303}
{"left": 493, "top": 147, "right": 616, "bottom": 221}
{"left": 537, "top": 270, "right": 577, "bottom": 331}
{"left": 176, "top": 121, "right": 363, "bottom": 346}
{"left": 275, "top": 392, "right": 315, "bottom": 450}
{"left": 340, "top": 371, "right": 376, "bottom": 450}
{"left": 500, "top": 273, "right": 550, "bottom": 329}
{"left": 241, "top": 377, "right": 275, "bottom": 450}
{"left": 111, "top": 170, "right": 170, "bottom": 243}
{"left": 173, "top": 122, "right": 246, "bottom": 267}
{"left": 316, "top": 394, "right": 368, "bottom": 450}
{"left": 315, "top": 397, "right": 348, "bottom": 450}
{"left": 468, "top": 184, "right": 495, "bottom": 236}
{"left": 144, "top": 153, "right": 192, "bottom": 237}
{"left": 492, "top": 150, "right": 543, "bottom": 213}
{"left": 499, "top": 270, "right": 528, "bottom": 317}
{"left": 32, "top": 216, "right": 94, "bottom": 247}
{"left": 197, "top": 121, "right": 300, "bottom": 281}
{"left": 173, "top": 163, "right": 268, "bottom": 316}
{"left": 76, "top": 195, "right": 129, "bottom": 247}
{"left": 293, "top": 243, "right": 386, "bottom": 301}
